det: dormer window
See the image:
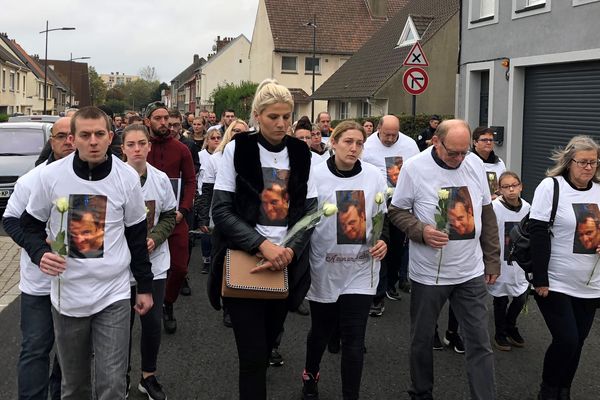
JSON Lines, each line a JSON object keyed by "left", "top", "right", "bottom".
{"left": 396, "top": 16, "right": 420, "bottom": 48}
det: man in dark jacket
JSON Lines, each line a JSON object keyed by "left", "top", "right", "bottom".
{"left": 144, "top": 102, "right": 197, "bottom": 334}
{"left": 416, "top": 114, "right": 441, "bottom": 151}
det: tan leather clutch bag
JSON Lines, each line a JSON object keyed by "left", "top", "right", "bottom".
{"left": 221, "top": 249, "right": 289, "bottom": 299}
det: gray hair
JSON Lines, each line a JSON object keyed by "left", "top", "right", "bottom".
{"left": 547, "top": 135, "right": 600, "bottom": 183}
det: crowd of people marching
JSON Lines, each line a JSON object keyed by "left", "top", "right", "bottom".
{"left": 3, "top": 78, "right": 600, "bottom": 400}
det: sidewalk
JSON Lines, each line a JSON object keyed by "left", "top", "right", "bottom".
{"left": 0, "top": 237, "right": 20, "bottom": 312}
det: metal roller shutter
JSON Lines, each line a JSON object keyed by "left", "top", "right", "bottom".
{"left": 521, "top": 61, "right": 600, "bottom": 201}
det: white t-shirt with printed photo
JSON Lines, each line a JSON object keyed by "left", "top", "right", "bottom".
{"left": 482, "top": 159, "right": 506, "bottom": 197}
{"left": 26, "top": 153, "right": 147, "bottom": 317}
{"left": 307, "top": 161, "right": 388, "bottom": 303}
{"left": 3, "top": 162, "right": 51, "bottom": 296}
{"left": 214, "top": 139, "right": 318, "bottom": 245}
{"left": 488, "top": 197, "right": 530, "bottom": 297}
{"left": 362, "top": 132, "right": 419, "bottom": 187}
{"left": 392, "top": 151, "right": 491, "bottom": 285}
{"left": 197, "top": 149, "right": 213, "bottom": 195}
{"left": 530, "top": 176, "right": 600, "bottom": 298}
{"left": 141, "top": 164, "right": 178, "bottom": 280}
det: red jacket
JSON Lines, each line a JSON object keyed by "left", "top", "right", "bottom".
{"left": 147, "top": 135, "right": 196, "bottom": 214}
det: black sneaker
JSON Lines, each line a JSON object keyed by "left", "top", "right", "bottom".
{"left": 493, "top": 335, "right": 512, "bottom": 351}
{"left": 386, "top": 288, "right": 402, "bottom": 301}
{"left": 138, "top": 375, "right": 167, "bottom": 400}
{"left": 302, "top": 370, "right": 319, "bottom": 400}
{"left": 433, "top": 331, "right": 444, "bottom": 350}
{"left": 223, "top": 310, "right": 233, "bottom": 328}
{"left": 162, "top": 303, "right": 177, "bottom": 334}
{"left": 506, "top": 327, "right": 525, "bottom": 348}
{"left": 398, "top": 281, "right": 412, "bottom": 293}
{"left": 296, "top": 302, "right": 310, "bottom": 316}
{"left": 443, "top": 330, "right": 465, "bottom": 354}
{"left": 201, "top": 264, "right": 209, "bottom": 274}
{"left": 269, "top": 348, "right": 284, "bottom": 367}
{"left": 369, "top": 299, "right": 385, "bottom": 317}
{"left": 180, "top": 277, "right": 191, "bottom": 296}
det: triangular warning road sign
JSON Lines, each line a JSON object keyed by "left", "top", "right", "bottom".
{"left": 403, "top": 42, "right": 429, "bottom": 67}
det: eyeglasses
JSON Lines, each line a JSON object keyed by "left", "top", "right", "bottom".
{"left": 477, "top": 138, "right": 494, "bottom": 143}
{"left": 167, "top": 123, "right": 181, "bottom": 129}
{"left": 499, "top": 183, "right": 521, "bottom": 190}
{"left": 210, "top": 136, "right": 222, "bottom": 140}
{"left": 51, "top": 133, "right": 69, "bottom": 141}
{"left": 441, "top": 141, "right": 470, "bottom": 158}
{"left": 571, "top": 159, "right": 599, "bottom": 168}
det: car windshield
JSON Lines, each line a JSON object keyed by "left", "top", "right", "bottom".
{"left": 0, "top": 128, "right": 46, "bottom": 156}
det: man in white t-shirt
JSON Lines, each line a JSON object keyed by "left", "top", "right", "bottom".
{"left": 20, "top": 106, "right": 154, "bottom": 399}
{"left": 389, "top": 119, "right": 500, "bottom": 400}
{"left": 362, "top": 115, "right": 419, "bottom": 314}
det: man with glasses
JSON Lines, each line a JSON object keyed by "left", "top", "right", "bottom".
{"left": 388, "top": 119, "right": 500, "bottom": 400}
{"left": 2, "top": 116, "right": 74, "bottom": 400}
{"left": 362, "top": 115, "right": 419, "bottom": 314}
{"left": 472, "top": 127, "right": 506, "bottom": 200}
{"left": 144, "top": 102, "right": 197, "bottom": 334}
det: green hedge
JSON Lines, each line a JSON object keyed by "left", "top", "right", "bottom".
{"left": 0, "top": 114, "right": 8, "bottom": 122}
{"left": 331, "top": 113, "right": 454, "bottom": 140}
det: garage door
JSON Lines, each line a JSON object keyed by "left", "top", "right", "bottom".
{"left": 521, "top": 60, "right": 600, "bottom": 201}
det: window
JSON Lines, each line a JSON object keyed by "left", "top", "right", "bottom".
{"left": 479, "top": 71, "right": 489, "bottom": 127}
{"left": 304, "top": 57, "right": 320, "bottom": 74}
{"left": 16, "top": 73, "right": 20, "bottom": 91}
{"left": 469, "top": 0, "right": 498, "bottom": 27}
{"left": 573, "top": 0, "right": 600, "bottom": 5}
{"left": 339, "top": 101, "right": 349, "bottom": 119}
{"left": 1, "top": 70, "right": 5, "bottom": 90}
{"left": 9, "top": 72, "right": 15, "bottom": 91}
{"left": 23, "top": 76, "right": 25, "bottom": 95}
{"left": 361, "top": 101, "right": 371, "bottom": 118}
{"left": 396, "top": 16, "right": 420, "bottom": 48}
{"left": 281, "top": 56, "right": 297, "bottom": 73}
{"left": 513, "top": 0, "right": 550, "bottom": 17}
{"left": 480, "top": 0, "right": 495, "bottom": 17}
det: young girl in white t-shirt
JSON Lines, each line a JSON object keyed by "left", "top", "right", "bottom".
{"left": 489, "top": 171, "right": 530, "bottom": 352}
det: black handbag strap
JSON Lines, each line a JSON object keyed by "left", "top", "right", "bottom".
{"left": 549, "top": 177, "right": 559, "bottom": 228}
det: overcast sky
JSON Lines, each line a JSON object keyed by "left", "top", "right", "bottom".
{"left": 1, "top": 0, "right": 259, "bottom": 82}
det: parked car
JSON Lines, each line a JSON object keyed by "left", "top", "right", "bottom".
{"left": 0, "top": 122, "right": 53, "bottom": 211}
{"left": 8, "top": 115, "right": 60, "bottom": 123}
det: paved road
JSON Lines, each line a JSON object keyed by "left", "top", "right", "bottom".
{"left": 1, "top": 241, "right": 600, "bottom": 399}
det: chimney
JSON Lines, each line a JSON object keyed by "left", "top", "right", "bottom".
{"left": 193, "top": 54, "right": 199, "bottom": 63}
{"left": 367, "top": 0, "right": 387, "bottom": 18}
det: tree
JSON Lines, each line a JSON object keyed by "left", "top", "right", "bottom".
{"left": 139, "top": 66, "right": 158, "bottom": 82}
{"left": 106, "top": 86, "right": 125, "bottom": 101}
{"left": 88, "top": 66, "right": 107, "bottom": 106}
{"left": 211, "top": 81, "right": 258, "bottom": 122}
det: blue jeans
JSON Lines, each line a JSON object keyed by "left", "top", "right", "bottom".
{"left": 52, "top": 299, "right": 131, "bottom": 400}
{"left": 19, "top": 293, "right": 61, "bottom": 400}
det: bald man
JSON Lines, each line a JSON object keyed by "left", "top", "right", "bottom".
{"left": 362, "top": 115, "right": 419, "bottom": 314}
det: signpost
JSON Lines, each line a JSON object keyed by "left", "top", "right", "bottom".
{"left": 401, "top": 42, "right": 430, "bottom": 127}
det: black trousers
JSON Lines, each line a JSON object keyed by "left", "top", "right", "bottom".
{"left": 535, "top": 291, "right": 598, "bottom": 388}
{"left": 492, "top": 291, "right": 527, "bottom": 336}
{"left": 305, "top": 294, "right": 372, "bottom": 400}
{"left": 375, "top": 221, "right": 407, "bottom": 301}
{"left": 223, "top": 297, "right": 288, "bottom": 400}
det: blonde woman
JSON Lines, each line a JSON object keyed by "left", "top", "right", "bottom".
{"left": 209, "top": 79, "right": 317, "bottom": 399}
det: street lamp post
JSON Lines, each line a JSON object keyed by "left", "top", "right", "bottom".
{"left": 305, "top": 16, "right": 317, "bottom": 122}
{"left": 68, "top": 53, "right": 90, "bottom": 107}
{"left": 40, "top": 21, "right": 75, "bottom": 115}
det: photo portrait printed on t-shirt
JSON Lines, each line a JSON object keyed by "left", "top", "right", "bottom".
{"left": 446, "top": 186, "right": 476, "bottom": 241}
{"left": 336, "top": 190, "right": 367, "bottom": 245}
{"left": 385, "top": 156, "right": 403, "bottom": 188}
{"left": 145, "top": 200, "right": 156, "bottom": 232}
{"left": 68, "top": 194, "right": 107, "bottom": 259}
{"left": 258, "top": 167, "right": 290, "bottom": 227}
{"left": 572, "top": 203, "right": 600, "bottom": 254}
{"left": 504, "top": 221, "right": 518, "bottom": 261}
{"left": 486, "top": 171, "right": 498, "bottom": 196}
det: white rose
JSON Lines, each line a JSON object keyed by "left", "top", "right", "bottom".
{"left": 54, "top": 197, "right": 69, "bottom": 213}
{"left": 438, "top": 189, "right": 449, "bottom": 201}
{"left": 322, "top": 202, "right": 338, "bottom": 217}
{"left": 375, "top": 192, "right": 384, "bottom": 205}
